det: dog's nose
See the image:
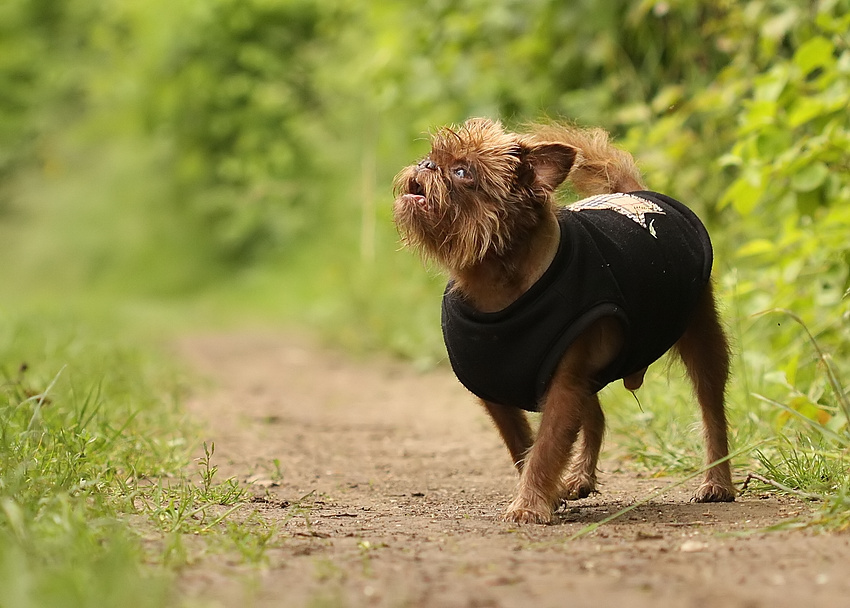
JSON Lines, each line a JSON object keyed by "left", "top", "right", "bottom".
{"left": 418, "top": 159, "right": 437, "bottom": 171}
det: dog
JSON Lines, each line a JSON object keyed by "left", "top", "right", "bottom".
{"left": 392, "top": 118, "right": 735, "bottom": 524}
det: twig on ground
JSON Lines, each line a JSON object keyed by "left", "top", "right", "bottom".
{"left": 740, "top": 472, "right": 823, "bottom": 501}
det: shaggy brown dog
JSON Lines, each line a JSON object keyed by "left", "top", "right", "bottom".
{"left": 393, "top": 118, "right": 735, "bottom": 524}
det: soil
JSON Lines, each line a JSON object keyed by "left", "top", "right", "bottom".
{"left": 175, "top": 331, "right": 850, "bottom": 608}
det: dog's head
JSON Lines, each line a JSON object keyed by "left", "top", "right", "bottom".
{"left": 393, "top": 118, "right": 578, "bottom": 270}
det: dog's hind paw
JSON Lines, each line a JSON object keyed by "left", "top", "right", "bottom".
{"left": 693, "top": 480, "right": 736, "bottom": 503}
{"left": 559, "top": 473, "right": 597, "bottom": 501}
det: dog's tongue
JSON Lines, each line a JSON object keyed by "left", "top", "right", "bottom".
{"left": 403, "top": 193, "right": 427, "bottom": 208}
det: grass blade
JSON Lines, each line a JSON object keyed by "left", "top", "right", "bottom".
{"left": 567, "top": 439, "right": 768, "bottom": 541}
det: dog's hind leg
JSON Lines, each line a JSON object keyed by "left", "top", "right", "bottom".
{"left": 482, "top": 400, "right": 534, "bottom": 472}
{"left": 559, "top": 393, "right": 604, "bottom": 500}
{"left": 673, "top": 282, "right": 736, "bottom": 502}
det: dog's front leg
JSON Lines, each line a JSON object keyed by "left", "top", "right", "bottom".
{"left": 482, "top": 400, "right": 534, "bottom": 472}
{"left": 502, "top": 318, "right": 621, "bottom": 524}
{"left": 503, "top": 369, "right": 586, "bottom": 524}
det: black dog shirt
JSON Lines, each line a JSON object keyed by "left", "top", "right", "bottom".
{"left": 441, "top": 191, "right": 712, "bottom": 411}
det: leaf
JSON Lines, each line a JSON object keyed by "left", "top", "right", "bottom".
{"left": 762, "top": 8, "right": 799, "bottom": 41}
{"left": 753, "top": 66, "right": 789, "bottom": 103}
{"left": 718, "top": 153, "right": 741, "bottom": 168}
{"left": 651, "top": 84, "right": 685, "bottom": 113}
{"left": 793, "top": 36, "right": 835, "bottom": 75}
{"left": 788, "top": 97, "right": 827, "bottom": 127}
{"left": 795, "top": 189, "right": 821, "bottom": 217}
{"left": 740, "top": 99, "right": 777, "bottom": 134}
{"left": 791, "top": 162, "right": 829, "bottom": 192}
{"left": 720, "top": 174, "right": 763, "bottom": 214}
{"left": 736, "top": 238, "right": 776, "bottom": 258}
{"left": 783, "top": 352, "right": 801, "bottom": 388}
{"left": 756, "top": 127, "right": 792, "bottom": 155}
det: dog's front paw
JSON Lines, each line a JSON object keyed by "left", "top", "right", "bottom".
{"left": 502, "top": 496, "right": 554, "bottom": 524}
{"left": 559, "top": 473, "right": 597, "bottom": 501}
{"left": 693, "top": 480, "right": 736, "bottom": 503}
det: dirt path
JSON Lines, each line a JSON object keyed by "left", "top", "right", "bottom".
{"left": 175, "top": 332, "right": 850, "bottom": 608}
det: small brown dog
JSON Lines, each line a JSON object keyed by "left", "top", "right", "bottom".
{"left": 393, "top": 118, "right": 735, "bottom": 524}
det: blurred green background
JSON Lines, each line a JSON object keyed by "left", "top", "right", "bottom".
{"left": 2, "top": 0, "right": 849, "bottom": 364}
{"left": 1, "top": 1, "right": 850, "bottom": 604}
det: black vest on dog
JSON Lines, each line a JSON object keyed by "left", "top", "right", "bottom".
{"left": 441, "top": 191, "right": 712, "bottom": 411}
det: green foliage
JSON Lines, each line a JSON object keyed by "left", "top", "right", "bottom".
{"left": 0, "top": 0, "right": 92, "bottom": 188}
{"left": 601, "top": 3, "right": 850, "bottom": 512}
{"left": 716, "top": 6, "right": 850, "bottom": 322}
{"left": 345, "top": 0, "right": 736, "bottom": 129}
{"left": 150, "top": 0, "right": 332, "bottom": 262}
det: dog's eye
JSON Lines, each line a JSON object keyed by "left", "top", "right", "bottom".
{"left": 453, "top": 167, "right": 471, "bottom": 180}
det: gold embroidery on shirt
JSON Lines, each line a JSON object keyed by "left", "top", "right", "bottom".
{"left": 568, "top": 193, "right": 666, "bottom": 234}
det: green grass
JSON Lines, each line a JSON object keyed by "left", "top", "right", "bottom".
{"left": 0, "top": 308, "right": 290, "bottom": 607}
{"left": 599, "top": 299, "right": 850, "bottom": 529}
{"left": 739, "top": 310, "right": 850, "bottom": 529}
{"left": 0, "top": 312, "right": 178, "bottom": 607}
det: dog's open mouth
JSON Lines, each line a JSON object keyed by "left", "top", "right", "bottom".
{"left": 401, "top": 178, "right": 428, "bottom": 209}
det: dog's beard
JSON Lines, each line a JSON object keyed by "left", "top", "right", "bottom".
{"left": 393, "top": 167, "right": 511, "bottom": 271}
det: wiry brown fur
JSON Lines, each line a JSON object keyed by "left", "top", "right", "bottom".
{"left": 393, "top": 118, "right": 735, "bottom": 524}
{"left": 520, "top": 123, "right": 646, "bottom": 195}
{"left": 393, "top": 119, "right": 557, "bottom": 275}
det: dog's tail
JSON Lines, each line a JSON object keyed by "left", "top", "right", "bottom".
{"left": 525, "top": 123, "right": 646, "bottom": 196}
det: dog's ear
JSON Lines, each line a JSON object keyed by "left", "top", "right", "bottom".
{"left": 520, "top": 142, "right": 578, "bottom": 193}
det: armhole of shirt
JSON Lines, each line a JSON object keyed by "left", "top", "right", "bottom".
{"left": 534, "top": 302, "right": 630, "bottom": 403}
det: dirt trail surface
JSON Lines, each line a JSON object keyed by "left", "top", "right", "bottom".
{"left": 176, "top": 332, "right": 850, "bottom": 608}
